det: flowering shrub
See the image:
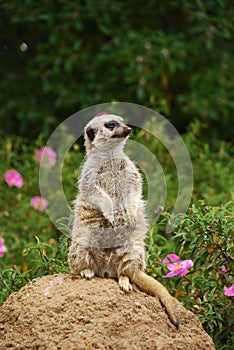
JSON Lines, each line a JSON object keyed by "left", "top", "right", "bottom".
{"left": 147, "top": 200, "right": 234, "bottom": 349}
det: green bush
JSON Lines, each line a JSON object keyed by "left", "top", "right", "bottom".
{"left": 0, "top": 235, "right": 69, "bottom": 305}
{"left": 146, "top": 200, "right": 234, "bottom": 349}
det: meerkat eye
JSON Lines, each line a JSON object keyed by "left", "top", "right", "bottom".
{"left": 104, "top": 120, "right": 119, "bottom": 129}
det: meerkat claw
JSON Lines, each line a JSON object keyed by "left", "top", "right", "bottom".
{"left": 118, "top": 276, "right": 133, "bottom": 292}
{"left": 80, "top": 269, "right": 95, "bottom": 280}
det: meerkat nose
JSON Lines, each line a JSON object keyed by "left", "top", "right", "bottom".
{"left": 126, "top": 127, "right": 131, "bottom": 134}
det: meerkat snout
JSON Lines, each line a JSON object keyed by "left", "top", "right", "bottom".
{"left": 111, "top": 125, "right": 131, "bottom": 139}
{"left": 124, "top": 126, "right": 132, "bottom": 135}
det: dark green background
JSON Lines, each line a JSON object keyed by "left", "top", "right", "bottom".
{"left": 1, "top": 0, "right": 233, "bottom": 140}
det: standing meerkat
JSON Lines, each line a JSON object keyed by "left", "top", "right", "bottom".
{"left": 68, "top": 114, "right": 179, "bottom": 328}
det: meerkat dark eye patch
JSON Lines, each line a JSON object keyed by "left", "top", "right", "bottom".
{"left": 104, "top": 120, "right": 120, "bottom": 129}
{"left": 86, "top": 127, "right": 96, "bottom": 141}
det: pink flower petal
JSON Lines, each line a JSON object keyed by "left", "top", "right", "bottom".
{"left": 163, "top": 268, "right": 184, "bottom": 278}
{"left": 5, "top": 170, "right": 23, "bottom": 188}
{"left": 166, "top": 262, "right": 182, "bottom": 271}
{"left": 224, "top": 284, "right": 234, "bottom": 297}
{"left": 179, "top": 268, "right": 190, "bottom": 277}
{"left": 0, "top": 237, "right": 7, "bottom": 258}
{"left": 167, "top": 254, "right": 180, "bottom": 262}
{"left": 30, "top": 196, "right": 48, "bottom": 212}
{"left": 221, "top": 265, "right": 228, "bottom": 273}
{"left": 34, "top": 147, "right": 57, "bottom": 167}
{"left": 180, "top": 260, "right": 194, "bottom": 269}
{"left": 163, "top": 254, "right": 180, "bottom": 265}
{"left": 95, "top": 112, "right": 108, "bottom": 117}
{"left": 163, "top": 259, "right": 194, "bottom": 278}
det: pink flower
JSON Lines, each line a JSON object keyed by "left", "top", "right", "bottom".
{"left": 95, "top": 112, "right": 108, "bottom": 117}
{"left": 34, "top": 147, "right": 56, "bottom": 167}
{"left": 224, "top": 284, "right": 234, "bottom": 297}
{"left": 163, "top": 254, "right": 180, "bottom": 264}
{"left": 144, "top": 134, "right": 150, "bottom": 141}
{"left": 221, "top": 265, "right": 228, "bottom": 273}
{"left": 163, "top": 259, "right": 194, "bottom": 278}
{"left": 5, "top": 170, "right": 23, "bottom": 188}
{"left": 0, "top": 237, "right": 7, "bottom": 258}
{"left": 30, "top": 196, "right": 48, "bottom": 212}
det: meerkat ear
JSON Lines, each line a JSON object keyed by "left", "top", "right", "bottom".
{"left": 86, "top": 127, "right": 96, "bottom": 141}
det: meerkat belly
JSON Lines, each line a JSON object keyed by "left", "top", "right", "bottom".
{"left": 91, "top": 249, "right": 119, "bottom": 278}
{"left": 75, "top": 198, "right": 138, "bottom": 249}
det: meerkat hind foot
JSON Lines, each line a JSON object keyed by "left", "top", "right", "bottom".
{"left": 118, "top": 276, "right": 133, "bottom": 292}
{"left": 80, "top": 269, "right": 95, "bottom": 280}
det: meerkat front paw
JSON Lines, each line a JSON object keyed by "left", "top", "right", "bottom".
{"left": 127, "top": 207, "right": 138, "bottom": 228}
{"left": 113, "top": 207, "right": 136, "bottom": 230}
{"left": 118, "top": 276, "right": 133, "bottom": 292}
{"left": 122, "top": 207, "right": 137, "bottom": 230}
{"left": 80, "top": 269, "right": 95, "bottom": 279}
{"left": 103, "top": 209, "right": 115, "bottom": 227}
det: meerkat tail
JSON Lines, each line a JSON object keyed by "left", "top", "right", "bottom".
{"left": 132, "top": 271, "right": 179, "bottom": 328}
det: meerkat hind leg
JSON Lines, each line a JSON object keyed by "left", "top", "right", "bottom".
{"left": 80, "top": 269, "right": 95, "bottom": 279}
{"left": 118, "top": 276, "right": 133, "bottom": 292}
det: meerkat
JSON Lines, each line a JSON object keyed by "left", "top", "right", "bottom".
{"left": 68, "top": 114, "right": 179, "bottom": 328}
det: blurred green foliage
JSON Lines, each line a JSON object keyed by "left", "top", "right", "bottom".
{"left": 0, "top": 0, "right": 234, "bottom": 139}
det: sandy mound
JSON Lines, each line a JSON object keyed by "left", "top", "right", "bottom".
{"left": 0, "top": 274, "right": 215, "bottom": 350}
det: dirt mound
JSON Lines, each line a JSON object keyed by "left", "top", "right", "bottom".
{"left": 0, "top": 274, "right": 215, "bottom": 350}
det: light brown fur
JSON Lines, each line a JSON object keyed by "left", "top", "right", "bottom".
{"left": 68, "top": 114, "right": 179, "bottom": 328}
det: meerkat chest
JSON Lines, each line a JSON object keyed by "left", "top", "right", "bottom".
{"left": 97, "top": 158, "right": 135, "bottom": 197}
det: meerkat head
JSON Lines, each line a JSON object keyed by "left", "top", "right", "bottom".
{"left": 84, "top": 114, "right": 131, "bottom": 153}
